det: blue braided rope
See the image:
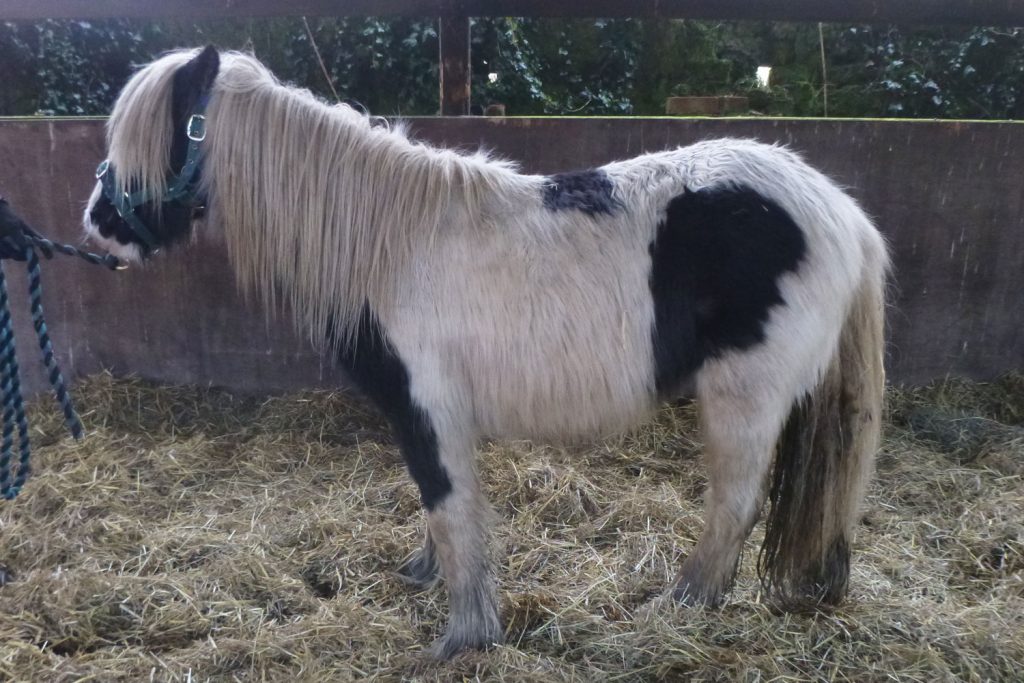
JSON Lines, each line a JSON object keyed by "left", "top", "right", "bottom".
{"left": 27, "top": 249, "right": 84, "bottom": 440}
{"left": 0, "top": 265, "right": 16, "bottom": 494}
{"left": 0, "top": 263, "right": 31, "bottom": 500}
{"left": 0, "top": 248, "right": 86, "bottom": 500}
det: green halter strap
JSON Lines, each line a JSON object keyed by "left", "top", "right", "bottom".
{"left": 95, "top": 93, "right": 210, "bottom": 251}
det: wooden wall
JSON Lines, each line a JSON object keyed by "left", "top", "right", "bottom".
{"left": 0, "top": 117, "right": 1020, "bottom": 393}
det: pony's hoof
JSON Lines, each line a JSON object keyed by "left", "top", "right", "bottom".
{"left": 671, "top": 580, "right": 725, "bottom": 608}
{"left": 426, "top": 626, "right": 502, "bottom": 660}
{"left": 425, "top": 618, "right": 501, "bottom": 659}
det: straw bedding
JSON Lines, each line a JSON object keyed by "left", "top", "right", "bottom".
{"left": 0, "top": 373, "right": 1021, "bottom": 681}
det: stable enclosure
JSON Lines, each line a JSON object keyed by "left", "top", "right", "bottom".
{"left": 0, "top": 116, "right": 1021, "bottom": 393}
{"left": 0, "top": 1, "right": 1021, "bottom": 392}
{"left": 0, "top": 0, "right": 1022, "bottom": 680}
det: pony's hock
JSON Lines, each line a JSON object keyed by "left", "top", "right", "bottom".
{"left": 0, "top": 197, "right": 121, "bottom": 500}
{"left": 83, "top": 46, "right": 889, "bottom": 658}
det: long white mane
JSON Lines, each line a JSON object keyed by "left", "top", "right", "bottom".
{"left": 107, "top": 49, "right": 535, "bottom": 346}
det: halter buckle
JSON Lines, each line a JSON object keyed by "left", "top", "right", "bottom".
{"left": 187, "top": 115, "right": 207, "bottom": 142}
{"left": 114, "top": 192, "right": 134, "bottom": 219}
{"left": 95, "top": 160, "right": 110, "bottom": 179}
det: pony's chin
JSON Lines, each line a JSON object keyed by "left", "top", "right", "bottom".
{"left": 82, "top": 181, "right": 145, "bottom": 264}
{"left": 93, "top": 236, "right": 144, "bottom": 264}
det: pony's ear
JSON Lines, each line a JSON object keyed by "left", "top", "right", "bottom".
{"left": 172, "top": 45, "right": 220, "bottom": 122}
{"left": 187, "top": 44, "right": 220, "bottom": 93}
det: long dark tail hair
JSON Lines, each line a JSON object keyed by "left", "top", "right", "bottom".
{"left": 758, "top": 265, "right": 886, "bottom": 608}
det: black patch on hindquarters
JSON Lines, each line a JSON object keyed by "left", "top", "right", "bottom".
{"left": 335, "top": 307, "right": 452, "bottom": 511}
{"left": 649, "top": 185, "right": 807, "bottom": 396}
{"left": 543, "top": 169, "right": 620, "bottom": 216}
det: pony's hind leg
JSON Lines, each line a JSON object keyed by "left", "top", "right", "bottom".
{"left": 672, "top": 370, "right": 791, "bottom": 606}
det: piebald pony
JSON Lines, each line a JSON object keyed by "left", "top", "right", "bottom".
{"left": 84, "top": 47, "right": 888, "bottom": 659}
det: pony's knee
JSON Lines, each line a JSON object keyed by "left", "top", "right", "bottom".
{"left": 392, "top": 405, "right": 453, "bottom": 511}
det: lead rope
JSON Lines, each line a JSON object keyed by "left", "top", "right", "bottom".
{"left": 0, "top": 237, "right": 121, "bottom": 500}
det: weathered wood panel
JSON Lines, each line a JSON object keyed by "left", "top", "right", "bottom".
{"left": 2, "top": 0, "right": 1024, "bottom": 25}
{"left": 0, "top": 118, "right": 347, "bottom": 395}
{"left": 0, "top": 117, "right": 1020, "bottom": 394}
{"left": 439, "top": 16, "right": 471, "bottom": 116}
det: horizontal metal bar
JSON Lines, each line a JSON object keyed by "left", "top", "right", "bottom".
{"left": 1, "top": 0, "right": 1023, "bottom": 26}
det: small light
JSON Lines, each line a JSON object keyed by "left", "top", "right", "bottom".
{"left": 488, "top": 72, "right": 499, "bottom": 84}
{"left": 756, "top": 66, "right": 772, "bottom": 89}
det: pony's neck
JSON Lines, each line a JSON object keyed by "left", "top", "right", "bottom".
{"left": 205, "top": 55, "right": 526, "bottom": 347}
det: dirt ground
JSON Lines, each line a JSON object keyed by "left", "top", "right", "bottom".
{"left": 0, "top": 372, "right": 1021, "bottom": 682}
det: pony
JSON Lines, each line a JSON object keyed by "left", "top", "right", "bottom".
{"left": 83, "top": 46, "right": 889, "bottom": 659}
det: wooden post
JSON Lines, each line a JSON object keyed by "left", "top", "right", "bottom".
{"left": 439, "top": 16, "right": 471, "bottom": 116}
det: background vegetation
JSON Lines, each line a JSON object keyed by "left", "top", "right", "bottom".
{"left": 1, "top": 17, "right": 1023, "bottom": 118}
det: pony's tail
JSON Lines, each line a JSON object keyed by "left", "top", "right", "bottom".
{"left": 758, "top": 237, "right": 887, "bottom": 609}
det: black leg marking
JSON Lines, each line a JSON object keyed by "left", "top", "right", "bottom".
{"left": 542, "top": 168, "right": 620, "bottom": 216}
{"left": 336, "top": 306, "right": 452, "bottom": 511}
{"left": 649, "top": 185, "right": 807, "bottom": 396}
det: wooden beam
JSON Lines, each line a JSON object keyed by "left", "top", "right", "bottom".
{"left": 3, "top": 117, "right": 1022, "bottom": 387}
{"left": 2, "top": 0, "right": 1024, "bottom": 26}
{"left": 439, "top": 16, "right": 471, "bottom": 115}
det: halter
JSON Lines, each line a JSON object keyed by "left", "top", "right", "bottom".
{"left": 95, "top": 92, "right": 211, "bottom": 251}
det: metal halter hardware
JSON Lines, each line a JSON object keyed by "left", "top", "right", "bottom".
{"left": 95, "top": 95, "right": 210, "bottom": 251}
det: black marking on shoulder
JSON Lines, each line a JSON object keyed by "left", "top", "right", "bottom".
{"left": 649, "top": 184, "right": 807, "bottom": 396}
{"left": 543, "top": 169, "right": 619, "bottom": 216}
{"left": 335, "top": 307, "right": 452, "bottom": 511}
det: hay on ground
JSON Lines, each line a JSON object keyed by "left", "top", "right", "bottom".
{"left": 0, "top": 372, "right": 1022, "bottom": 681}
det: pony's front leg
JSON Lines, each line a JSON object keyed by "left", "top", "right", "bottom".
{"left": 336, "top": 313, "right": 500, "bottom": 656}
{"left": 419, "top": 426, "right": 502, "bottom": 659}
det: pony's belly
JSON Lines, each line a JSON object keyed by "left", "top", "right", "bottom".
{"left": 465, "top": 341, "right": 656, "bottom": 441}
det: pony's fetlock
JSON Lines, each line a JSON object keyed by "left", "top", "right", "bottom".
{"left": 397, "top": 542, "right": 441, "bottom": 590}
{"left": 428, "top": 572, "right": 503, "bottom": 659}
{"left": 428, "top": 608, "right": 503, "bottom": 659}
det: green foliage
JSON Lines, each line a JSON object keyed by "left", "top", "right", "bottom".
{"left": 472, "top": 18, "right": 641, "bottom": 114}
{"left": 0, "top": 20, "right": 160, "bottom": 115}
{"left": 282, "top": 19, "right": 439, "bottom": 114}
{"left": 0, "top": 17, "right": 440, "bottom": 116}
{"left": 827, "top": 25, "right": 1024, "bottom": 118}
{"left": 1, "top": 18, "right": 1023, "bottom": 119}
